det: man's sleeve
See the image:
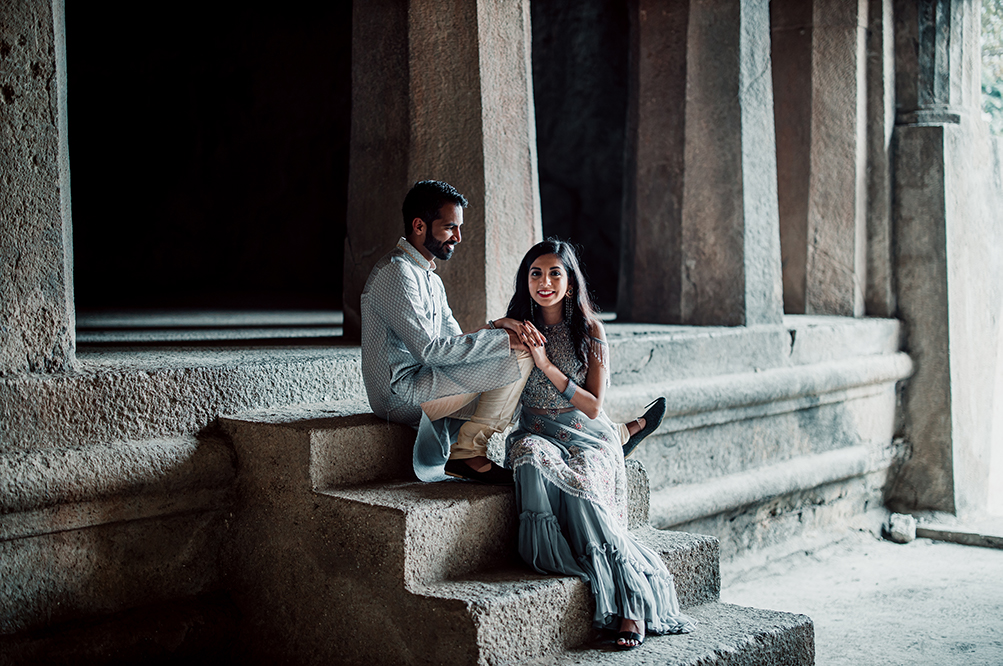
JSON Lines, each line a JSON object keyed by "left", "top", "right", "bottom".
{"left": 439, "top": 286, "right": 463, "bottom": 337}
{"left": 371, "top": 261, "right": 510, "bottom": 368}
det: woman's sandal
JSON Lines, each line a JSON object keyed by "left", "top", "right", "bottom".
{"left": 622, "top": 397, "right": 666, "bottom": 459}
{"left": 615, "top": 631, "right": 644, "bottom": 650}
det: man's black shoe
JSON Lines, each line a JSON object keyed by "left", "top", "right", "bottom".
{"left": 444, "top": 459, "right": 514, "bottom": 485}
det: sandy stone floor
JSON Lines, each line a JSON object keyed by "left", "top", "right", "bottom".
{"left": 721, "top": 530, "right": 1003, "bottom": 665}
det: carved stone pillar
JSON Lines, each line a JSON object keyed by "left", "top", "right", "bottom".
{"left": 890, "top": 0, "right": 1000, "bottom": 514}
{"left": 894, "top": 0, "right": 979, "bottom": 125}
{"left": 0, "top": 0, "right": 75, "bottom": 375}
{"left": 866, "top": 0, "right": 896, "bottom": 317}
{"left": 343, "top": 0, "right": 542, "bottom": 338}
{"left": 618, "top": 0, "right": 783, "bottom": 326}
{"left": 771, "top": 0, "right": 869, "bottom": 316}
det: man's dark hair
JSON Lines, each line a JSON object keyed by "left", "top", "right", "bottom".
{"left": 402, "top": 180, "right": 468, "bottom": 236}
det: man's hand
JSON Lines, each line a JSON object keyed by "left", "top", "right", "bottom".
{"left": 494, "top": 317, "right": 546, "bottom": 349}
{"left": 505, "top": 328, "right": 529, "bottom": 351}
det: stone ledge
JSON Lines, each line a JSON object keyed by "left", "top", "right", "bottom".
{"left": 605, "top": 352, "right": 912, "bottom": 432}
{"left": 0, "top": 437, "right": 234, "bottom": 538}
{"left": 2, "top": 347, "right": 364, "bottom": 450}
{"left": 649, "top": 445, "right": 883, "bottom": 528}
{"left": 914, "top": 525, "right": 1003, "bottom": 549}
{"left": 606, "top": 316, "right": 900, "bottom": 384}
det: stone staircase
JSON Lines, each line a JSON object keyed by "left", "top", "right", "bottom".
{"left": 603, "top": 316, "right": 911, "bottom": 563}
{"left": 221, "top": 400, "right": 814, "bottom": 665}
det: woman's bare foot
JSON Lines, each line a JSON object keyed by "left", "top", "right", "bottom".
{"left": 626, "top": 417, "right": 646, "bottom": 438}
{"left": 616, "top": 618, "right": 644, "bottom": 648}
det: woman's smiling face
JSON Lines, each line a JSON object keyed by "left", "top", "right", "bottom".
{"left": 528, "top": 253, "right": 569, "bottom": 308}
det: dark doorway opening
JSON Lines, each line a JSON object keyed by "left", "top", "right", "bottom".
{"left": 67, "top": 1, "right": 352, "bottom": 334}
{"left": 531, "top": 0, "right": 629, "bottom": 314}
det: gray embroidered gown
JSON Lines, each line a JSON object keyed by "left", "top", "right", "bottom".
{"left": 505, "top": 320, "right": 695, "bottom": 635}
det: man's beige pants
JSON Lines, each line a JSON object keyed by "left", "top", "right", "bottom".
{"left": 420, "top": 349, "right": 631, "bottom": 459}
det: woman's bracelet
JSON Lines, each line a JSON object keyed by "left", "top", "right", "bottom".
{"left": 487, "top": 319, "right": 496, "bottom": 329}
{"left": 562, "top": 379, "right": 577, "bottom": 400}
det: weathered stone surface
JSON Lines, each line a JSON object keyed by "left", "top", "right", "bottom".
{"left": 866, "top": 0, "right": 896, "bottom": 317}
{"left": 603, "top": 315, "right": 909, "bottom": 558}
{"left": 220, "top": 408, "right": 722, "bottom": 665}
{"left": 890, "top": 124, "right": 954, "bottom": 512}
{"left": 344, "top": 0, "right": 541, "bottom": 337}
{"left": 0, "top": 436, "right": 233, "bottom": 533}
{"left": 0, "top": 0, "right": 75, "bottom": 375}
{"left": 342, "top": 0, "right": 409, "bottom": 340}
{"left": 619, "top": 0, "right": 783, "bottom": 326}
{"left": 625, "top": 458, "right": 650, "bottom": 529}
{"left": 772, "top": 0, "right": 868, "bottom": 317}
{"left": 652, "top": 446, "right": 874, "bottom": 527}
{"left": 673, "top": 469, "right": 890, "bottom": 562}
{"left": 554, "top": 602, "right": 814, "bottom": 666}
{"left": 884, "top": 512, "right": 916, "bottom": 543}
{"left": 604, "top": 317, "right": 908, "bottom": 491}
{"left": 0, "top": 347, "right": 366, "bottom": 451}
{"left": 885, "top": 0, "right": 1003, "bottom": 518}
{"left": 611, "top": 348, "right": 905, "bottom": 425}
{"left": 890, "top": 117, "right": 1003, "bottom": 515}
{"left": 633, "top": 526, "right": 721, "bottom": 607}
{"left": 1, "top": 509, "right": 226, "bottom": 636}
{"left": 893, "top": 0, "right": 980, "bottom": 122}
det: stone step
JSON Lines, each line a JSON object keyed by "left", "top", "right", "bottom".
{"left": 316, "top": 481, "right": 721, "bottom": 602}
{"left": 7, "top": 346, "right": 368, "bottom": 450}
{"left": 233, "top": 521, "right": 721, "bottom": 665}
{"left": 604, "top": 353, "right": 909, "bottom": 489}
{"left": 411, "top": 568, "right": 594, "bottom": 664}
{"left": 225, "top": 410, "right": 728, "bottom": 664}
{"left": 407, "top": 525, "right": 723, "bottom": 664}
{"left": 224, "top": 401, "right": 416, "bottom": 487}
{"left": 317, "top": 480, "right": 518, "bottom": 587}
{"left": 552, "top": 601, "right": 814, "bottom": 665}
{"left": 606, "top": 316, "right": 899, "bottom": 386}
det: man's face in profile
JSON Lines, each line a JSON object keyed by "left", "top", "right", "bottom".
{"left": 424, "top": 203, "right": 463, "bottom": 260}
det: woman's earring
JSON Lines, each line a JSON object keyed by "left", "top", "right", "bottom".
{"left": 530, "top": 299, "right": 535, "bottom": 319}
{"left": 565, "top": 289, "right": 574, "bottom": 320}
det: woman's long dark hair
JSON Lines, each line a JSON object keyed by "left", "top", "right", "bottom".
{"left": 506, "top": 238, "right": 599, "bottom": 368}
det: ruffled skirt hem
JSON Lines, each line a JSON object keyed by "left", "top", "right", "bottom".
{"left": 515, "top": 465, "right": 696, "bottom": 635}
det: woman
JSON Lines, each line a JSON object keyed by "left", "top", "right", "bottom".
{"left": 503, "top": 239, "right": 695, "bottom": 650}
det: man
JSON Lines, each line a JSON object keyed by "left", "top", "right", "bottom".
{"left": 360, "top": 180, "right": 536, "bottom": 484}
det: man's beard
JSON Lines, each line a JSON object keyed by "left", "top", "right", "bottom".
{"left": 424, "top": 234, "right": 455, "bottom": 260}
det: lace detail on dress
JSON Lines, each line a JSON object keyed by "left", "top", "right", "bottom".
{"left": 509, "top": 434, "right": 621, "bottom": 519}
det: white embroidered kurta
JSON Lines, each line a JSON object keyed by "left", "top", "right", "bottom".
{"left": 360, "top": 238, "right": 522, "bottom": 480}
